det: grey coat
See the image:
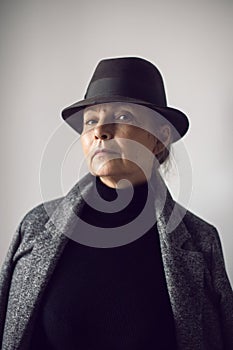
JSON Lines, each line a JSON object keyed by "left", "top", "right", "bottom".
{"left": 0, "top": 173, "right": 233, "bottom": 350}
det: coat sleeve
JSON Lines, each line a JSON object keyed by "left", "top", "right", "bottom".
{"left": 211, "top": 228, "right": 233, "bottom": 349}
{"left": 0, "top": 220, "right": 24, "bottom": 347}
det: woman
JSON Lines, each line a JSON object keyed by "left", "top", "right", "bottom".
{"left": 0, "top": 57, "right": 232, "bottom": 350}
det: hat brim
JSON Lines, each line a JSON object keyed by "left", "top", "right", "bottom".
{"left": 61, "top": 95, "right": 189, "bottom": 143}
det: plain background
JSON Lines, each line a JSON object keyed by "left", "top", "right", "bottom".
{"left": 0, "top": 0, "right": 232, "bottom": 285}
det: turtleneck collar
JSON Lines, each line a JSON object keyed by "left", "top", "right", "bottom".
{"left": 79, "top": 176, "right": 156, "bottom": 229}
{"left": 96, "top": 176, "right": 149, "bottom": 203}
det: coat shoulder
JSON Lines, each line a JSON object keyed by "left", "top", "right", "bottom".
{"left": 179, "top": 204, "right": 220, "bottom": 252}
{"left": 184, "top": 207, "right": 216, "bottom": 232}
{"left": 20, "top": 197, "right": 64, "bottom": 238}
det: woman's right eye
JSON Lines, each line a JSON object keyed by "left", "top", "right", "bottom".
{"left": 84, "top": 119, "right": 98, "bottom": 126}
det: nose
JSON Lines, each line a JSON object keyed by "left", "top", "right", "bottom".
{"left": 94, "top": 123, "right": 114, "bottom": 140}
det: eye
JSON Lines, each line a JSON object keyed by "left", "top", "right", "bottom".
{"left": 84, "top": 119, "right": 98, "bottom": 126}
{"left": 115, "top": 113, "right": 133, "bottom": 123}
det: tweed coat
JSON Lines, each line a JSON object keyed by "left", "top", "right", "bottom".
{"left": 0, "top": 173, "right": 233, "bottom": 350}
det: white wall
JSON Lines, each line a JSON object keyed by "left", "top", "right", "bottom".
{"left": 0, "top": 0, "right": 232, "bottom": 284}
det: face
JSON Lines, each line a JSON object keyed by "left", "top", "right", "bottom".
{"left": 80, "top": 102, "right": 170, "bottom": 188}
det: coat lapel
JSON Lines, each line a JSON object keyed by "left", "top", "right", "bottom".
{"left": 153, "top": 174, "right": 204, "bottom": 348}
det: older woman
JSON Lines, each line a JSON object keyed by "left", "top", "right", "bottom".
{"left": 0, "top": 57, "right": 232, "bottom": 350}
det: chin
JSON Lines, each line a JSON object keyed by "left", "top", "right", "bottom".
{"left": 90, "top": 164, "right": 128, "bottom": 178}
{"left": 92, "top": 168, "right": 122, "bottom": 178}
{"left": 90, "top": 160, "right": 122, "bottom": 176}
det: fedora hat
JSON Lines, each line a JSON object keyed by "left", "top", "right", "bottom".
{"left": 61, "top": 57, "right": 189, "bottom": 142}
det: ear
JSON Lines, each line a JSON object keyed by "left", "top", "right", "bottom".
{"left": 152, "top": 124, "right": 172, "bottom": 154}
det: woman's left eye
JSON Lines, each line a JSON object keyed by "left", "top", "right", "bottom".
{"left": 115, "top": 114, "right": 133, "bottom": 122}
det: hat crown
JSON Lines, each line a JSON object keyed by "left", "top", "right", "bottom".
{"left": 85, "top": 57, "right": 167, "bottom": 106}
{"left": 61, "top": 56, "right": 189, "bottom": 142}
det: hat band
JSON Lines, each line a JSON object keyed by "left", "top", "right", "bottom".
{"left": 85, "top": 77, "right": 167, "bottom": 106}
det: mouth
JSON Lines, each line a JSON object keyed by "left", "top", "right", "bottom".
{"left": 92, "top": 148, "right": 120, "bottom": 159}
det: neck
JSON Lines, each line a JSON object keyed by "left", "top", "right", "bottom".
{"left": 99, "top": 168, "right": 155, "bottom": 189}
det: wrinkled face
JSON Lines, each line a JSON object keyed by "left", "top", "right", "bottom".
{"left": 80, "top": 102, "right": 168, "bottom": 187}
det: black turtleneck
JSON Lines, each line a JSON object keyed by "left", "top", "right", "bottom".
{"left": 80, "top": 176, "right": 153, "bottom": 228}
{"left": 30, "top": 177, "right": 177, "bottom": 350}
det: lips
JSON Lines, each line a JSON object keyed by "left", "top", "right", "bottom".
{"left": 92, "top": 148, "right": 120, "bottom": 159}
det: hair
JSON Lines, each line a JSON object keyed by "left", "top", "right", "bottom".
{"left": 158, "top": 146, "right": 173, "bottom": 180}
{"left": 151, "top": 116, "right": 172, "bottom": 169}
{"left": 156, "top": 143, "right": 171, "bottom": 165}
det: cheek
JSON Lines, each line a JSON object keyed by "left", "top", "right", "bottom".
{"left": 120, "top": 129, "right": 155, "bottom": 155}
{"left": 80, "top": 135, "right": 91, "bottom": 156}
{"left": 118, "top": 139, "right": 153, "bottom": 165}
{"left": 119, "top": 131, "right": 156, "bottom": 173}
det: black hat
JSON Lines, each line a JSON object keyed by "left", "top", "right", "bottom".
{"left": 61, "top": 57, "right": 189, "bottom": 142}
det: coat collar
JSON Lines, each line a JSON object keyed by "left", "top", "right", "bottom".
{"left": 44, "top": 171, "right": 191, "bottom": 249}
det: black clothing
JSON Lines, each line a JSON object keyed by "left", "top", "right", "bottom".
{"left": 30, "top": 179, "right": 177, "bottom": 349}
